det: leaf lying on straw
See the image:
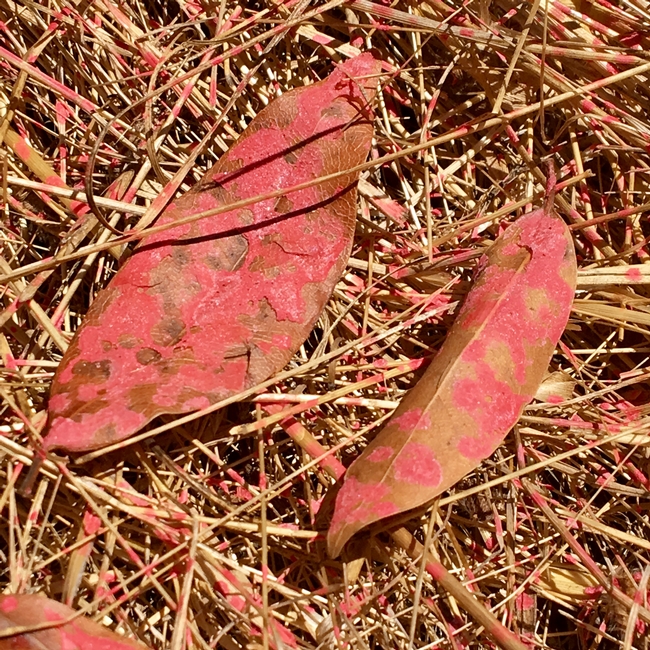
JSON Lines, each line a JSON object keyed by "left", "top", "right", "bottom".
{"left": 0, "top": 594, "right": 149, "bottom": 649}
{"left": 43, "top": 53, "right": 380, "bottom": 453}
{"left": 328, "top": 188, "right": 577, "bottom": 557}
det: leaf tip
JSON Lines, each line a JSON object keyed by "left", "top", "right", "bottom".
{"left": 327, "top": 528, "right": 346, "bottom": 559}
{"left": 327, "top": 474, "right": 400, "bottom": 558}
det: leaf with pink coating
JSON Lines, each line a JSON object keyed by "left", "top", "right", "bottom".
{"left": 0, "top": 594, "right": 149, "bottom": 649}
{"left": 328, "top": 198, "right": 577, "bottom": 557}
{"left": 44, "top": 54, "right": 380, "bottom": 453}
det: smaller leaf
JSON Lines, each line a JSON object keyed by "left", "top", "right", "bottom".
{"left": 534, "top": 370, "right": 576, "bottom": 403}
{"left": 328, "top": 200, "right": 577, "bottom": 557}
{"left": 0, "top": 594, "right": 149, "bottom": 650}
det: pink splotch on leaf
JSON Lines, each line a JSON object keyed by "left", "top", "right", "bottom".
{"left": 0, "top": 595, "right": 17, "bottom": 613}
{"left": 329, "top": 476, "right": 396, "bottom": 534}
{"left": 366, "top": 446, "right": 394, "bottom": 463}
{"left": 453, "top": 362, "right": 529, "bottom": 443}
{"left": 392, "top": 442, "right": 442, "bottom": 487}
{"left": 391, "top": 407, "right": 431, "bottom": 432}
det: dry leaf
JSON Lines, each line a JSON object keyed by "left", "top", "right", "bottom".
{"left": 0, "top": 594, "right": 148, "bottom": 649}
{"left": 44, "top": 54, "right": 380, "bottom": 453}
{"left": 534, "top": 370, "right": 576, "bottom": 403}
{"left": 328, "top": 199, "right": 577, "bottom": 556}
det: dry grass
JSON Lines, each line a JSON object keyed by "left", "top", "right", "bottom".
{"left": 1, "top": 0, "right": 650, "bottom": 648}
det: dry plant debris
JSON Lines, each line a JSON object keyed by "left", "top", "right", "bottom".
{"left": 1, "top": 1, "right": 650, "bottom": 648}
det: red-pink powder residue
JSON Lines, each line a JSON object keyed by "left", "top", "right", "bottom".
{"left": 0, "top": 595, "right": 18, "bottom": 612}
{"left": 626, "top": 266, "right": 642, "bottom": 282}
{"left": 391, "top": 407, "right": 431, "bottom": 432}
{"left": 392, "top": 442, "right": 442, "bottom": 487}
{"left": 366, "top": 446, "right": 394, "bottom": 463}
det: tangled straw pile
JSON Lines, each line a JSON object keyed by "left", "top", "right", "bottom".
{"left": 1, "top": 1, "right": 650, "bottom": 648}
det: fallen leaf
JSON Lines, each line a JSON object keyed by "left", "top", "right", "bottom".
{"left": 328, "top": 198, "right": 577, "bottom": 557}
{"left": 539, "top": 564, "right": 600, "bottom": 603}
{"left": 0, "top": 594, "right": 148, "bottom": 649}
{"left": 44, "top": 53, "right": 380, "bottom": 452}
{"left": 534, "top": 370, "right": 576, "bottom": 403}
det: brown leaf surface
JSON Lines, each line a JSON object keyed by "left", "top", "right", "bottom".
{"left": 43, "top": 54, "right": 380, "bottom": 453}
{"left": 328, "top": 201, "right": 577, "bottom": 557}
{"left": 0, "top": 594, "right": 148, "bottom": 649}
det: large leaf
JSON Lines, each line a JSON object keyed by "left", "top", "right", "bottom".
{"left": 0, "top": 594, "right": 148, "bottom": 649}
{"left": 328, "top": 201, "right": 577, "bottom": 557}
{"left": 44, "top": 54, "right": 380, "bottom": 452}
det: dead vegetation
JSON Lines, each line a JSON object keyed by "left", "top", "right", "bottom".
{"left": 1, "top": 0, "right": 650, "bottom": 648}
